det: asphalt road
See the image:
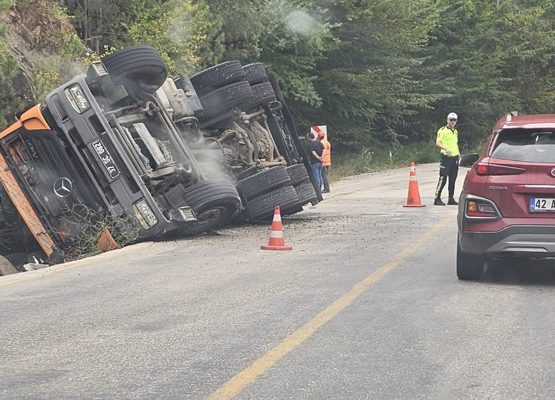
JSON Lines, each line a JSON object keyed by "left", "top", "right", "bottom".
{"left": 1, "top": 163, "right": 554, "bottom": 400}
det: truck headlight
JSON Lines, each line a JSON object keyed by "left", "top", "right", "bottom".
{"left": 132, "top": 199, "right": 158, "bottom": 229}
{"left": 64, "top": 84, "right": 90, "bottom": 113}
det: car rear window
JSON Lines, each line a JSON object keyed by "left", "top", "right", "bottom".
{"left": 491, "top": 129, "right": 555, "bottom": 162}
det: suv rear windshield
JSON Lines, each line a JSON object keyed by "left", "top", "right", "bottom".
{"left": 491, "top": 129, "right": 555, "bottom": 162}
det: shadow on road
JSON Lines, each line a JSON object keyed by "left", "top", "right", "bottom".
{"left": 483, "top": 258, "right": 555, "bottom": 286}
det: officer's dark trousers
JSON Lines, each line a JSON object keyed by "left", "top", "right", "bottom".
{"left": 435, "top": 155, "right": 459, "bottom": 199}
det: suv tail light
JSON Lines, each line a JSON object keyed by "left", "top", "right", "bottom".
{"left": 474, "top": 163, "right": 526, "bottom": 176}
{"left": 465, "top": 196, "right": 500, "bottom": 220}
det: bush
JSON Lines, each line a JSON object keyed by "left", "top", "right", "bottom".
{"left": 329, "top": 142, "right": 439, "bottom": 181}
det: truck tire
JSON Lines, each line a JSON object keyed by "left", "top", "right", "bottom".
{"left": 246, "top": 185, "right": 299, "bottom": 221}
{"left": 281, "top": 180, "right": 318, "bottom": 216}
{"left": 198, "top": 81, "right": 255, "bottom": 120}
{"left": 286, "top": 164, "right": 310, "bottom": 186}
{"left": 0, "top": 255, "right": 17, "bottom": 276}
{"left": 245, "top": 81, "right": 277, "bottom": 111}
{"left": 294, "top": 180, "right": 318, "bottom": 206}
{"left": 190, "top": 61, "right": 245, "bottom": 97}
{"left": 101, "top": 45, "right": 168, "bottom": 92}
{"left": 178, "top": 179, "right": 242, "bottom": 235}
{"left": 243, "top": 63, "right": 268, "bottom": 85}
{"left": 237, "top": 166, "right": 291, "bottom": 200}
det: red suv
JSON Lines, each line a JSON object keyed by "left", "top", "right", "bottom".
{"left": 457, "top": 113, "right": 555, "bottom": 280}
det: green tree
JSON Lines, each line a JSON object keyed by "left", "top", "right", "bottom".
{"left": 422, "top": 0, "right": 555, "bottom": 148}
{"left": 203, "top": 1, "right": 330, "bottom": 105}
{"left": 291, "top": 0, "right": 442, "bottom": 148}
{"left": 127, "top": 0, "right": 221, "bottom": 74}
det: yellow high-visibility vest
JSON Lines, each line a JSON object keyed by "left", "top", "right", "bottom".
{"left": 436, "top": 126, "right": 460, "bottom": 156}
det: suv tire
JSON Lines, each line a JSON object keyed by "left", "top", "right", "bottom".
{"left": 457, "top": 239, "right": 484, "bottom": 281}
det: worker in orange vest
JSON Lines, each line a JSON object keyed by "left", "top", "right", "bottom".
{"left": 318, "top": 130, "right": 331, "bottom": 193}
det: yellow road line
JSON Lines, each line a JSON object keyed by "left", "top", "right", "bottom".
{"left": 208, "top": 215, "right": 455, "bottom": 400}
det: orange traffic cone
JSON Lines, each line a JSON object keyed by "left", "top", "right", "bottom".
{"left": 261, "top": 206, "right": 293, "bottom": 250}
{"left": 403, "top": 162, "right": 426, "bottom": 208}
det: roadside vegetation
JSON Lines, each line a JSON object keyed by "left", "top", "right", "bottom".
{"left": 0, "top": 0, "right": 553, "bottom": 150}
{"left": 330, "top": 138, "right": 487, "bottom": 181}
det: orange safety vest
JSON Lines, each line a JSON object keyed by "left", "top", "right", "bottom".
{"left": 321, "top": 139, "right": 331, "bottom": 166}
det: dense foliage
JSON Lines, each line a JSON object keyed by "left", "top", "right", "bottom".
{"left": 0, "top": 0, "right": 553, "bottom": 151}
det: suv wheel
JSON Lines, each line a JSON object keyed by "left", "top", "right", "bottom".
{"left": 456, "top": 238, "right": 484, "bottom": 281}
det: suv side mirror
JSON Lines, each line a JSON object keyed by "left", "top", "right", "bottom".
{"left": 458, "top": 153, "right": 479, "bottom": 168}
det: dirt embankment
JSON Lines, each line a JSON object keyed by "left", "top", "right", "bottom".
{"left": 2, "top": 0, "right": 86, "bottom": 103}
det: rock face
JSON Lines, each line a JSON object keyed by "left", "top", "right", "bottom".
{"left": 1, "top": 1, "right": 86, "bottom": 110}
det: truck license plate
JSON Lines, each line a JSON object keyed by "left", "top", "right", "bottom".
{"left": 92, "top": 139, "right": 120, "bottom": 179}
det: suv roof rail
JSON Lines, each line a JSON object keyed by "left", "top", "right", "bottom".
{"left": 505, "top": 111, "right": 518, "bottom": 122}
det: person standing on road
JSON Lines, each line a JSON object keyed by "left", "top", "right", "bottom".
{"left": 308, "top": 132, "right": 325, "bottom": 191}
{"left": 318, "top": 130, "right": 331, "bottom": 193}
{"left": 434, "top": 112, "right": 461, "bottom": 206}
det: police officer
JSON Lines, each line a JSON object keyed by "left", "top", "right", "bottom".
{"left": 434, "top": 112, "right": 460, "bottom": 206}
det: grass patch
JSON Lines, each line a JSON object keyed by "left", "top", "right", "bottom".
{"left": 329, "top": 142, "right": 440, "bottom": 182}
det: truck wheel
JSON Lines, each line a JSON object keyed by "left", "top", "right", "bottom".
{"left": 286, "top": 164, "right": 310, "bottom": 186}
{"left": 456, "top": 239, "right": 484, "bottom": 281}
{"left": 245, "top": 81, "right": 277, "bottom": 110}
{"left": 190, "top": 61, "right": 245, "bottom": 97}
{"left": 178, "top": 179, "right": 241, "bottom": 235}
{"left": 237, "top": 166, "right": 291, "bottom": 200}
{"left": 282, "top": 180, "right": 318, "bottom": 216}
{"left": 294, "top": 180, "right": 318, "bottom": 206}
{"left": 0, "top": 255, "right": 17, "bottom": 276}
{"left": 243, "top": 63, "right": 268, "bottom": 85}
{"left": 246, "top": 185, "right": 299, "bottom": 221}
{"left": 198, "top": 81, "right": 255, "bottom": 120}
{"left": 101, "top": 45, "right": 168, "bottom": 93}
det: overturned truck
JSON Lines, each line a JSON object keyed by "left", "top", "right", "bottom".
{"left": 0, "top": 46, "right": 320, "bottom": 266}
{"left": 0, "top": 46, "right": 242, "bottom": 263}
{"left": 158, "top": 60, "right": 321, "bottom": 221}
